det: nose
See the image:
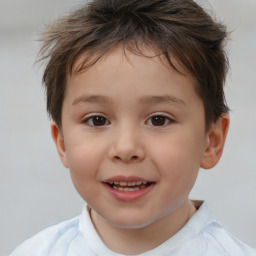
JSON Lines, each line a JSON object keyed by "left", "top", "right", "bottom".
{"left": 108, "top": 125, "right": 145, "bottom": 163}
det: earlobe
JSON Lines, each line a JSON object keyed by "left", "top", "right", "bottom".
{"left": 200, "top": 114, "right": 229, "bottom": 169}
{"left": 51, "top": 123, "right": 69, "bottom": 168}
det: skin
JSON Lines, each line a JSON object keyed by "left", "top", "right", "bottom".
{"left": 52, "top": 46, "right": 229, "bottom": 254}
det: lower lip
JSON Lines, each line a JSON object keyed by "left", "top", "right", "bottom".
{"left": 103, "top": 183, "right": 155, "bottom": 202}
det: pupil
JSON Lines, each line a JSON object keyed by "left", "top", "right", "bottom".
{"left": 93, "top": 116, "right": 106, "bottom": 126}
{"left": 152, "top": 116, "right": 165, "bottom": 126}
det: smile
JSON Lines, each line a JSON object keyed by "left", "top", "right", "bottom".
{"left": 103, "top": 177, "right": 155, "bottom": 202}
{"left": 106, "top": 181, "right": 152, "bottom": 192}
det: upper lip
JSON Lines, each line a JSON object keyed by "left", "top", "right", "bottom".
{"left": 103, "top": 175, "right": 153, "bottom": 183}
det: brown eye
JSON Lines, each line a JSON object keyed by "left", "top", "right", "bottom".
{"left": 85, "top": 116, "right": 110, "bottom": 126}
{"left": 147, "top": 115, "right": 172, "bottom": 126}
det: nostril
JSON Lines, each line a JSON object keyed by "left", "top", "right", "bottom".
{"left": 113, "top": 155, "right": 139, "bottom": 162}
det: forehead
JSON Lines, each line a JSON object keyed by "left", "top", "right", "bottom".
{"left": 72, "top": 43, "right": 191, "bottom": 77}
{"left": 65, "top": 45, "right": 201, "bottom": 112}
{"left": 70, "top": 44, "right": 195, "bottom": 87}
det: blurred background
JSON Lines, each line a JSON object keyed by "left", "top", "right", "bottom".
{"left": 0, "top": 0, "right": 255, "bottom": 255}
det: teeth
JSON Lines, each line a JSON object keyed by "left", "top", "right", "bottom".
{"left": 109, "top": 181, "right": 148, "bottom": 186}
{"left": 113, "top": 185, "right": 141, "bottom": 192}
{"left": 124, "top": 187, "right": 140, "bottom": 192}
{"left": 107, "top": 180, "right": 152, "bottom": 192}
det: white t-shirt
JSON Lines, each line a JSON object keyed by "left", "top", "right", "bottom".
{"left": 10, "top": 201, "right": 256, "bottom": 256}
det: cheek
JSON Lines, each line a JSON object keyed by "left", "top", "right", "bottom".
{"left": 158, "top": 149, "right": 198, "bottom": 187}
{"left": 151, "top": 131, "right": 203, "bottom": 189}
{"left": 66, "top": 134, "right": 106, "bottom": 171}
{"left": 64, "top": 140, "right": 105, "bottom": 194}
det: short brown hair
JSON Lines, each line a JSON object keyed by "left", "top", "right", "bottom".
{"left": 38, "top": 0, "right": 229, "bottom": 129}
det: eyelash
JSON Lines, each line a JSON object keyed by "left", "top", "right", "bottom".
{"left": 82, "top": 114, "right": 174, "bottom": 127}
{"left": 146, "top": 114, "right": 174, "bottom": 127}
{"left": 83, "top": 115, "right": 110, "bottom": 127}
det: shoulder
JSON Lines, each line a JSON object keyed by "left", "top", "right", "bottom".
{"left": 180, "top": 201, "right": 256, "bottom": 256}
{"left": 10, "top": 216, "right": 80, "bottom": 256}
{"left": 202, "top": 221, "right": 256, "bottom": 256}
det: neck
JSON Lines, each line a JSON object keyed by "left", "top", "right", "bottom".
{"left": 90, "top": 199, "right": 196, "bottom": 255}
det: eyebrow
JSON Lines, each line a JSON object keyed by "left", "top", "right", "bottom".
{"left": 72, "top": 94, "right": 186, "bottom": 106}
{"left": 139, "top": 95, "right": 186, "bottom": 106}
{"left": 72, "top": 95, "right": 112, "bottom": 106}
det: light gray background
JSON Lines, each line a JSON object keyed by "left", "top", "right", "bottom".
{"left": 0, "top": 0, "right": 255, "bottom": 255}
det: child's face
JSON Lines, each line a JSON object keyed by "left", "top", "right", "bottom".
{"left": 55, "top": 46, "right": 210, "bottom": 229}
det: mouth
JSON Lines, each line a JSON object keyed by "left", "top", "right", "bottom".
{"left": 105, "top": 181, "right": 154, "bottom": 192}
{"left": 103, "top": 176, "right": 156, "bottom": 202}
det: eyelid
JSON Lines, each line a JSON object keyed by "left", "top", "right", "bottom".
{"left": 82, "top": 113, "right": 110, "bottom": 126}
{"left": 147, "top": 112, "right": 175, "bottom": 120}
{"left": 146, "top": 112, "right": 175, "bottom": 126}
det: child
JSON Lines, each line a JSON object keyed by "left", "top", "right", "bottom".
{"left": 11, "top": 0, "right": 256, "bottom": 255}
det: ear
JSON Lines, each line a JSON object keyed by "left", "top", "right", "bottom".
{"left": 200, "top": 114, "right": 229, "bottom": 169}
{"left": 51, "top": 123, "right": 69, "bottom": 168}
